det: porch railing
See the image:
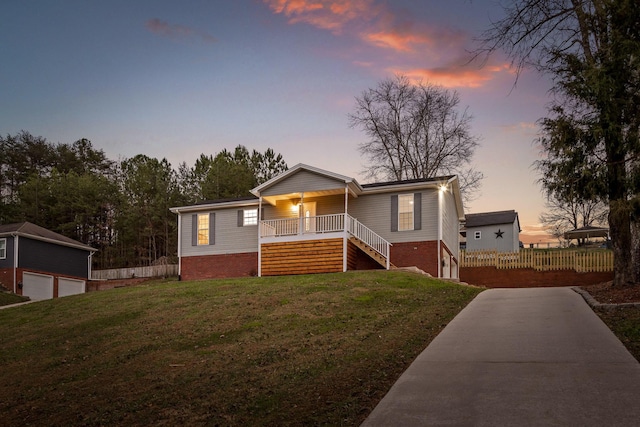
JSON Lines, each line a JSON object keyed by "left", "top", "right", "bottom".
{"left": 346, "top": 215, "right": 390, "bottom": 261}
{"left": 260, "top": 213, "right": 391, "bottom": 268}
{"left": 260, "top": 213, "right": 345, "bottom": 237}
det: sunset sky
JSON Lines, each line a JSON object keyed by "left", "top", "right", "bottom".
{"left": 1, "top": 0, "right": 556, "bottom": 244}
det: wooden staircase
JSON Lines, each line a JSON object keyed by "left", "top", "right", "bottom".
{"left": 349, "top": 236, "right": 395, "bottom": 269}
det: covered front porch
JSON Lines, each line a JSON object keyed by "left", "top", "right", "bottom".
{"left": 259, "top": 212, "right": 391, "bottom": 275}
{"left": 251, "top": 164, "right": 392, "bottom": 277}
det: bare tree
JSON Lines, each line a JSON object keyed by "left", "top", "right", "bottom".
{"left": 349, "top": 75, "right": 483, "bottom": 203}
{"left": 539, "top": 195, "right": 608, "bottom": 245}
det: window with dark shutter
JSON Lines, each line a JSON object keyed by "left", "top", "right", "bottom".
{"left": 192, "top": 213, "right": 213, "bottom": 245}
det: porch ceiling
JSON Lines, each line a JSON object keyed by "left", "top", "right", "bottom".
{"left": 261, "top": 188, "right": 353, "bottom": 206}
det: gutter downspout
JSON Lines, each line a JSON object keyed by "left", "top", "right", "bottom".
{"left": 437, "top": 188, "right": 443, "bottom": 278}
{"left": 176, "top": 210, "right": 182, "bottom": 280}
{"left": 12, "top": 233, "right": 19, "bottom": 293}
{"left": 258, "top": 196, "right": 262, "bottom": 277}
{"left": 88, "top": 252, "right": 93, "bottom": 282}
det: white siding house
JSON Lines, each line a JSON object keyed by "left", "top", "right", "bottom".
{"left": 463, "top": 210, "right": 521, "bottom": 252}
{"left": 170, "top": 164, "right": 465, "bottom": 280}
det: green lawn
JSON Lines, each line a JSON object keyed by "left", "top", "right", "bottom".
{"left": 0, "top": 291, "right": 29, "bottom": 306}
{"left": 597, "top": 306, "right": 640, "bottom": 362}
{"left": 0, "top": 271, "right": 482, "bottom": 426}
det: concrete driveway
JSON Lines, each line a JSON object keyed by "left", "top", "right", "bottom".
{"left": 362, "top": 287, "right": 640, "bottom": 426}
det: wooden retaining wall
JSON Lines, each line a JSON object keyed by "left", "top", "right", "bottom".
{"left": 261, "top": 238, "right": 344, "bottom": 276}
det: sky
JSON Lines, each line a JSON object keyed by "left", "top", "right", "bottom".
{"left": 1, "top": 0, "right": 556, "bottom": 244}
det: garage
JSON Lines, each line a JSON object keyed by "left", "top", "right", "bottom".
{"left": 58, "top": 277, "right": 85, "bottom": 297}
{"left": 22, "top": 272, "right": 54, "bottom": 300}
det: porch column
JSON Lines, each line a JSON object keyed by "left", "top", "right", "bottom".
{"left": 258, "top": 196, "right": 263, "bottom": 277}
{"left": 299, "top": 192, "right": 304, "bottom": 235}
{"left": 343, "top": 186, "right": 348, "bottom": 272}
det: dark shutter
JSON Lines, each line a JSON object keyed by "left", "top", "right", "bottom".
{"left": 191, "top": 214, "right": 198, "bottom": 246}
{"left": 413, "top": 193, "right": 421, "bottom": 230}
{"left": 209, "top": 213, "right": 215, "bottom": 245}
{"left": 237, "top": 210, "right": 244, "bottom": 227}
{"left": 390, "top": 195, "right": 398, "bottom": 232}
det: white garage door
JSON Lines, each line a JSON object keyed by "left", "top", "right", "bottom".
{"left": 22, "top": 272, "right": 54, "bottom": 300}
{"left": 58, "top": 278, "right": 85, "bottom": 297}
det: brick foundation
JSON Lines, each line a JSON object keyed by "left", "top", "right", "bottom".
{"left": 180, "top": 252, "right": 258, "bottom": 281}
{"left": 390, "top": 241, "right": 439, "bottom": 277}
{"left": 0, "top": 268, "right": 14, "bottom": 292}
{"left": 460, "top": 266, "right": 613, "bottom": 288}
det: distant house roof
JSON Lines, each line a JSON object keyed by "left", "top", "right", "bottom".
{"left": 361, "top": 175, "right": 456, "bottom": 189}
{"left": 563, "top": 226, "right": 609, "bottom": 240}
{"left": 465, "top": 210, "right": 521, "bottom": 231}
{"left": 0, "top": 222, "right": 96, "bottom": 252}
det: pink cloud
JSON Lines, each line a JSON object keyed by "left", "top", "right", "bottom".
{"left": 145, "top": 18, "right": 217, "bottom": 44}
{"left": 363, "top": 31, "right": 432, "bottom": 52}
{"left": 390, "top": 62, "right": 514, "bottom": 89}
{"left": 263, "top": 0, "right": 378, "bottom": 33}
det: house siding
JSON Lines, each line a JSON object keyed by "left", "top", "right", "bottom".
{"left": 348, "top": 190, "right": 438, "bottom": 243}
{"left": 19, "top": 238, "right": 89, "bottom": 278}
{"left": 466, "top": 223, "right": 517, "bottom": 252}
{"left": 265, "top": 194, "right": 346, "bottom": 220}
{"left": 441, "top": 190, "right": 460, "bottom": 261}
{"left": 0, "top": 237, "right": 14, "bottom": 267}
{"left": 261, "top": 170, "right": 346, "bottom": 196}
{"left": 181, "top": 207, "right": 259, "bottom": 257}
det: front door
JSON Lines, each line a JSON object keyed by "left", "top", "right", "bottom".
{"left": 302, "top": 202, "right": 316, "bottom": 233}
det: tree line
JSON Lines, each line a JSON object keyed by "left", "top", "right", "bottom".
{"left": 0, "top": 131, "right": 287, "bottom": 269}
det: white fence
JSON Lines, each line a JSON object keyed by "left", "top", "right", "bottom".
{"left": 460, "top": 249, "right": 613, "bottom": 272}
{"left": 92, "top": 264, "right": 179, "bottom": 280}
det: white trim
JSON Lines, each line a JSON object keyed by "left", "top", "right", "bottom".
{"left": 438, "top": 187, "right": 443, "bottom": 278}
{"left": 0, "top": 238, "right": 6, "bottom": 259}
{"left": 251, "top": 163, "right": 361, "bottom": 197}
{"left": 170, "top": 199, "right": 259, "bottom": 214}
{"left": 260, "top": 231, "right": 345, "bottom": 244}
{"left": 258, "top": 197, "right": 263, "bottom": 277}
{"left": 177, "top": 214, "right": 182, "bottom": 278}
{"left": 343, "top": 186, "right": 348, "bottom": 272}
{"left": 13, "top": 235, "right": 19, "bottom": 293}
{"left": 0, "top": 232, "right": 96, "bottom": 253}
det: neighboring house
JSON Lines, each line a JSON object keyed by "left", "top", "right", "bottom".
{"left": 170, "top": 164, "right": 464, "bottom": 280}
{"left": 0, "top": 222, "right": 97, "bottom": 300}
{"left": 463, "top": 210, "right": 521, "bottom": 252}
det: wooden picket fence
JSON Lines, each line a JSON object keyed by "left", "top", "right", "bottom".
{"left": 460, "top": 249, "right": 613, "bottom": 273}
{"left": 92, "top": 264, "right": 179, "bottom": 280}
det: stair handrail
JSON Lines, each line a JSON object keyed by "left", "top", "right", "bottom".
{"left": 346, "top": 214, "right": 391, "bottom": 268}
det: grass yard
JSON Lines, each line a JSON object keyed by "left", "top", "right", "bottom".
{"left": 597, "top": 306, "right": 640, "bottom": 362}
{"left": 0, "top": 270, "right": 482, "bottom": 426}
{"left": 0, "top": 291, "right": 29, "bottom": 306}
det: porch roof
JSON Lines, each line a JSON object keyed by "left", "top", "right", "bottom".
{"left": 251, "top": 163, "right": 363, "bottom": 206}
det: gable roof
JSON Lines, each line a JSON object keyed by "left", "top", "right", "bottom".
{"left": 170, "top": 164, "right": 465, "bottom": 220}
{"left": 465, "top": 210, "right": 520, "bottom": 231}
{"left": 0, "top": 222, "right": 97, "bottom": 252}
{"left": 251, "top": 163, "right": 363, "bottom": 198}
{"left": 361, "top": 175, "right": 456, "bottom": 189}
